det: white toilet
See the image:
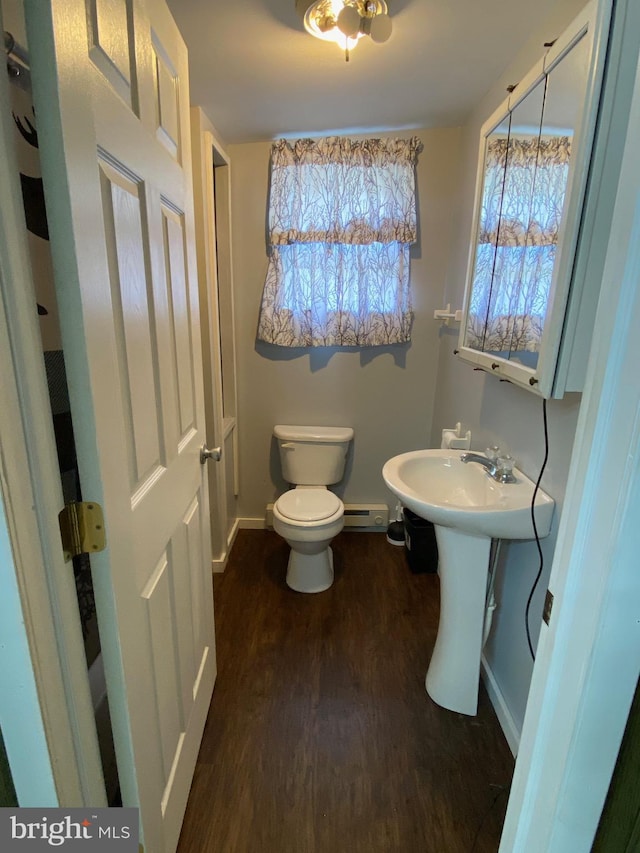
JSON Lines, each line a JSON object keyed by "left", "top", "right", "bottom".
{"left": 272, "top": 425, "right": 354, "bottom": 593}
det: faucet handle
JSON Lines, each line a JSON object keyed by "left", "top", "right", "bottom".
{"left": 485, "top": 445, "right": 501, "bottom": 462}
{"left": 496, "top": 454, "right": 516, "bottom": 483}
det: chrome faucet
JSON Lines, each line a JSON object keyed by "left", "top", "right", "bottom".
{"left": 460, "top": 452, "right": 516, "bottom": 484}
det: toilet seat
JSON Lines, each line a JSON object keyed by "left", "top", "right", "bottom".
{"left": 275, "top": 488, "right": 342, "bottom": 523}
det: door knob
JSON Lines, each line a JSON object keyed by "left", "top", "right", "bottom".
{"left": 200, "top": 445, "right": 222, "bottom": 464}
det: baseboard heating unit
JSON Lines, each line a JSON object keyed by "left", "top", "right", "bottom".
{"left": 265, "top": 503, "right": 389, "bottom": 529}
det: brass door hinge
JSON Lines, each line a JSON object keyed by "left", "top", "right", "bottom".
{"left": 58, "top": 501, "right": 106, "bottom": 562}
{"left": 543, "top": 588, "right": 554, "bottom": 625}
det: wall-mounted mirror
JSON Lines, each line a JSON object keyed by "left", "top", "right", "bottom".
{"left": 457, "top": 1, "right": 610, "bottom": 397}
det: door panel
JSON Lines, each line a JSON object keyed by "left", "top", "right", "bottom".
{"left": 152, "top": 34, "right": 180, "bottom": 160}
{"left": 162, "top": 205, "right": 196, "bottom": 439}
{"left": 99, "top": 162, "right": 163, "bottom": 486}
{"left": 87, "top": 0, "right": 136, "bottom": 108}
{"left": 184, "top": 495, "right": 205, "bottom": 668}
{"left": 25, "top": 0, "right": 216, "bottom": 850}
{"left": 142, "top": 551, "right": 183, "bottom": 788}
{"left": 172, "top": 502, "right": 197, "bottom": 713}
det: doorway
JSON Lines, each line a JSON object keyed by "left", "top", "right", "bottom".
{"left": 191, "top": 109, "right": 240, "bottom": 570}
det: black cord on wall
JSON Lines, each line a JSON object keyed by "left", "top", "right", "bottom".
{"left": 525, "top": 397, "right": 550, "bottom": 661}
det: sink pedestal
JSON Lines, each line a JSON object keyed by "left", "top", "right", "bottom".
{"left": 382, "top": 448, "right": 555, "bottom": 715}
{"left": 426, "top": 526, "right": 492, "bottom": 716}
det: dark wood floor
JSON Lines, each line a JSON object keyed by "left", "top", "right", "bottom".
{"left": 177, "top": 530, "right": 513, "bottom": 853}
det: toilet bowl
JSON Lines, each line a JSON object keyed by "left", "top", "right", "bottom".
{"left": 272, "top": 424, "right": 354, "bottom": 593}
{"left": 273, "top": 487, "right": 344, "bottom": 593}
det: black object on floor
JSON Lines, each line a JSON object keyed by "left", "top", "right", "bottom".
{"left": 404, "top": 508, "right": 439, "bottom": 573}
{"left": 386, "top": 518, "right": 405, "bottom": 546}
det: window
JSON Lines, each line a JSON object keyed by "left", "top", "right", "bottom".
{"left": 257, "top": 136, "right": 422, "bottom": 347}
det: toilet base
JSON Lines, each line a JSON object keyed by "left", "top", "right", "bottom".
{"left": 286, "top": 546, "right": 334, "bottom": 593}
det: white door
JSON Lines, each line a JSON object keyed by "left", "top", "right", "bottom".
{"left": 25, "top": 1, "right": 216, "bottom": 850}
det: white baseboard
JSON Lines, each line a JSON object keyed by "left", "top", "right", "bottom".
{"left": 227, "top": 517, "right": 240, "bottom": 550}
{"left": 238, "top": 517, "right": 267, "bottom": 530}
{"left": 211, "top": 557, "right": 226, "bottom": 574}
{"left": 211, "top": 518, "right": 242, "bottom": 574}
{"left": 481, "top": 653, "right": 520, "bottom": 757}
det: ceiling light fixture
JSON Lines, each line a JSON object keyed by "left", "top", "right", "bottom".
{"left": 295, "top": 0, "right": 392, "bottom": 62}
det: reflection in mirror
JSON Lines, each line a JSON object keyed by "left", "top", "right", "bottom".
{"left": 486, "top": 79, "right": 548, "bottom": 366}
{"left": 463, "top": 28, "right": 590, "bottom": 370}
{"left": 465, "top": 115, "right": 511, "bottom": 350}
{"left": 509, "top": 31, "right": 590, "bottom": 366}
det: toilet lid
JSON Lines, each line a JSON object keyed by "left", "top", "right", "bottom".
{"left": 276, "top": 490, "right": 342, "bottom": 522}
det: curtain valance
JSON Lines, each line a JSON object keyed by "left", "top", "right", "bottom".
{"left": 267, "top": 136, "right": 422, "bottom": 247}
{"left": 479, "top": 136, "right": 571, "bottom": 247}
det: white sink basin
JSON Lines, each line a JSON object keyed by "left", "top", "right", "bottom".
{"left": 382, "top": 448, "right": 555, "bottom": 716}
{"left": 382, "top": 449, "right": 554, "bottom": 539}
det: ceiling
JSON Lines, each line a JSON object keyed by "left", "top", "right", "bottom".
{"left": 166, "top": 0, "right": 560, "bottom": 144}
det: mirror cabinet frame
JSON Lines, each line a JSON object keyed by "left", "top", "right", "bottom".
{"left": 456, "top": 0, "right": 612, "bottom": 398}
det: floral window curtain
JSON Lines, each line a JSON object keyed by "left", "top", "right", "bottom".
{"left": 257, "top": 136, "right": 422, "bottom": 347}
{"left": 467, "top": 135, "right": 571, "bottom": 353}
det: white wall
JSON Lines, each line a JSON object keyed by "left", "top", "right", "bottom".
{"left": 431, "top": 0, "right": 589, "bottom": 737}
{"left": 229, "top": 128, "right": 462, "bottom": 521}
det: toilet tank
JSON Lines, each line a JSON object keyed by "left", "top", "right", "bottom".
{"left": 274, "top": 425, "right": 354, "bottom": 486}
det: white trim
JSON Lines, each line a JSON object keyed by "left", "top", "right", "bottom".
{"left": 238, "top": 516, "right": 268, "bottom": 530}
{"left": 501, "top": 21, "right": 640, "bottom": 851}
{"left": 481, "top": 655, "right": 520, "bottom": 757}
{"left": 191, "top": 108, "right": 241, "bottom": 558}
{"left": 211, "top": 517, "right": 240, "bottom": 573}
{"left": 222, "top": 416, "right": 236, "bottom": 441}
{"left": 191, "top": 108, "right": 228, "bottom": 565}
{"left": 227, "top": 516, "right": 240, "bottom": 551}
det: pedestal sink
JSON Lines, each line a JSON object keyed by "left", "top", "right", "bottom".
{"left": 382, "top": 449, "right": 554, "bottom": 715}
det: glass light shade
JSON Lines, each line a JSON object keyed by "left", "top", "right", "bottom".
{"left": 369, "top": 12, "right": 392, "bottom": 43}
{"left": 300, "top": 0, "right": 362, "bottom": 46}
{"left": 337, "top": 6, "right": 361, "bottom": 37}
{"left": 297, "top": 0, "right": 389, "bottom": 49}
